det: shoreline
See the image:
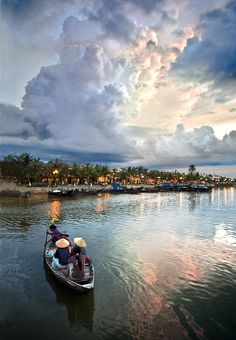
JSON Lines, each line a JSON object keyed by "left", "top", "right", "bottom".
{"left": 0, "top": 180, "right": 105, "bottom": 197}
{"left": 0, "top": 179, "right": 235, "bottom": 197}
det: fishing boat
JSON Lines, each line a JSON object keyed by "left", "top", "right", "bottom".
{"left": 48, "top": 188, "right": 75, "bottom": 197}
{"left": 44, "top": 232, "right": 95, "bottom": 293}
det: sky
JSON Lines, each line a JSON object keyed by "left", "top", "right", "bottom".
{"left": 0, "top": 0, "right": 236, "bottom": 169}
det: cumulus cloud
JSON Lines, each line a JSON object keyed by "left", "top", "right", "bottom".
{"left": 10, "top": 38, "right": 139, "bottom": 161}
{"left": 0, "top": 104, "right": 33, "bottom": 139}
{"left": 173, "top": 1, "right": 236, "bottom": 84}
{"left": 138, "top": 124, "right": 236, "bottom": 167}
{"left": 1, "top": 0, "right": 236, "bottom": 167}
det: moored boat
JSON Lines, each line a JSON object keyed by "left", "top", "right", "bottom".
{"left": 48, "top": 188, "right": 75, "bottom": 197}
{"left": 44, "top": 232, "right": 95, "bottom": 293}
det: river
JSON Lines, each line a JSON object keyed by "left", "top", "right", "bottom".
{"left": 0, "top": 188, "right": 236, "bottom": 340}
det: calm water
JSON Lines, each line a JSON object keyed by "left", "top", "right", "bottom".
{"left": 0, "top": 188, "right": 236, "bottom": 340}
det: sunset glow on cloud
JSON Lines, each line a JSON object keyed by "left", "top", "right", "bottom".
{"left": 0, "top": 0, "right": 236, "bottom": 167}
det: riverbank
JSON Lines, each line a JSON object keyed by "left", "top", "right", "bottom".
{"left": 1, "top": 178, "right": 235, "bottom": 197}
{"left": 0, "top": 179, "right": 106, "bottom": 197}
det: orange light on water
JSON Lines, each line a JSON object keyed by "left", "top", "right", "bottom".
{"left": 48, "top": 200, "right": 61, "bottom": 222}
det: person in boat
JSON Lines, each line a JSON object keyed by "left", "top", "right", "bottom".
{"left": 45, "top": 224, "right": 62, "bottom": 246}
{"left": 52, "top": 238, "right": 70, "bottom": 270}
{"left": 60, "top": 232, "right": 72, "bottom": 246}
{"left": 69, "top": 237, "right": 89, "bottom": 279}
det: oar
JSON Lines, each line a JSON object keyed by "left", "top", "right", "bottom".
{"left": 44, "top": 228, "right": 49, "bottom": 251}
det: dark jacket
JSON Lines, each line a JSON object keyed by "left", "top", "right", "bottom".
{"left": 54, "top": 247, "right": 70, "bottom": 265}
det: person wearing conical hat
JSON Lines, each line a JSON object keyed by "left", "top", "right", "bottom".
{"left": 70, "top": 237, "right": 88, "bottom": 257}
{"left": 73, "top": 237, "right": 86, "bottom": 249}
{"left": 69, "top": 237, "right": 89, "bottom": 279}
{"left": 51, "top": 238, "right": 70, "bottom": 270}
{"left": 61, "top": 231, "right": 72, "bottom": 246}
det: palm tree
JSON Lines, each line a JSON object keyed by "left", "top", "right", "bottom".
{"left": 15, "top": 153, "right": 33, "bottom": 184}
{"left": 84, "top": 163, "right": 97, "bottom": 184}
{"left": 47, "top": 158, "right": 69, "bottom": 185}
{"left": 188, "top": 164, "right": 196, "bottom": 173}
{"left": 1, "top": 155, "right": 16, "bottom": 178}
{"left": 119, "top": 168, "right": 129, "bottom": 184}
{"left": 29, "top": 158, "right": 46, "bottom": 183}
{"left": 188, "top": 164, "right": 196, "bottom": 180}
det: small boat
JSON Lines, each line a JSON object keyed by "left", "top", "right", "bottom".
{"left": 48, "top": 188, "right": 75, "bottom": 197}
{"left": 20, "top": 191, "right": 31, "bottom": 198}
{"left": 44, "top": 232, "right": 95, "bottom": 293}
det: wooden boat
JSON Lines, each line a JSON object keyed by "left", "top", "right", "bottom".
{"left": 44, "top": 233, "right": 95, "bottom": 293}
{"left": 48, "top": 188, "right": 75, "bottom": 197}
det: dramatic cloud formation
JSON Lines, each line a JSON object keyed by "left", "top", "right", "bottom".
{"left": 0, "top": 0, "right": 236, "bottom": 167}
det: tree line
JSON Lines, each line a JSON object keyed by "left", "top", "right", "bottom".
{"left": 0, "top": 153, "right": 232, "bottom": 185}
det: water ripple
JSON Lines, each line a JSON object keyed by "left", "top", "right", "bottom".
{"left": 0, "top": 189, "right": 236, "bottom": 339}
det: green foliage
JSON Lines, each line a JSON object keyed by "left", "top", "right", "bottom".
{"left": 1, "top": 154, "right": 234, "bottom": 184}
{"left": 188, "top": 164, "right": 196, "bottom": 174}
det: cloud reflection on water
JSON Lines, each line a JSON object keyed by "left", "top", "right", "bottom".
{"left": 120, "top": 189, "right": 236, "bottom": 339}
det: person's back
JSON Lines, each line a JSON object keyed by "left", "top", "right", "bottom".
{"left": 54, "top": 246, "right": 70, "bottom": 265}
{"left": 52, "top": 238, "right": 70, "bottom": 269}
{"left": 71, "top": 237, "right": 87, "bottom": 256}
{"left": 68, "top": 254, "right": 85, "bottom": 279}
{"left": 50, "top": 225, "right": 62, "bottom": 243}
{"left": 45, "top": 224, "right": 62, "bottom": 245}
{"left": 70, "top": 237, "right": 88, "bottom": 278}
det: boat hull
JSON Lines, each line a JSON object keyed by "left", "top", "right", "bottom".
{"left": 44, "top": 244, "right": 95, "bottom": 293}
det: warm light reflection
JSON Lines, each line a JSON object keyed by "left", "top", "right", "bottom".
{"left": 230, "top": 187, "right": 234, "bottom": 202}
{"left": 217, "top": 188, "right": 221, "bottom": 209}
{"left": 224, "top": 188, "right": 228, "bottom": 205}
{"left": 211, "top": 189, "right": 215, "bottom": 204}
{"left": 221, "top": 187, "right": 235, "bottom": 205}
{"left": 95, "top": 194, "right": 110, "bottom": 213}
{"left": 123, "top": 223, "right": 236, "bottom": 338}
{"left": 48, "top": 200, "right": 61, "bottom": 222}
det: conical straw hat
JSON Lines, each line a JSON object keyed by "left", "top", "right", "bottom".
{"left": 74, "top": 237, "right": 86, "bottom": 247}
{"left": 55, "top": 238, "right": 70, "bottom": 248}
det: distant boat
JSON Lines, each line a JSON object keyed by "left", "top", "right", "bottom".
{"left": 190, "top": 184, "right": 212, "bottom": 192}
{"left": 111, "top": 183, "right": 141, "bottom": 194}
{"left": 111, "top": 182, "right": 126, "bottom": 192}
{"left": 44, "top": 233, "right": 95, "bottom": 293}
{"left": 20, "top": 191, "right": 31, "bottom": 198}
{"left": 48, "top": 188, "right": 75, "bottom": 197}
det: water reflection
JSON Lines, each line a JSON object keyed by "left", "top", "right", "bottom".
{"left": 1, "top": 189, "right": 236, "bottom": 339}
{"left": 187, "top": 193, "right": 199, "bottom": 212}
{"left": 95, "top": 193, "right": 110, "bottom": 213}
{"left": 223, "top": 186, "right": 235, "bottom": 205}
{"left": 214, "top": 223, "right": 236, "bottom": 246}
{"left": 210, "top": 187, "right": 235, "bottom": 207}
{"left": 217, "top": 188, "right": 221, "bottom": 208}
{"left": 156, "top": 193, "right": 161, "bottom": 212}
{"left": 120, "top": 262, "right": 189, "bottom": 339}
{"left": 179, "top": 192, "right": 183, "bottom": 208}
{"left": 44, "top": 265, "right": 94, "bottom": 332}
{"left": 48, "top": 200, "right": 62, "bottom": 222}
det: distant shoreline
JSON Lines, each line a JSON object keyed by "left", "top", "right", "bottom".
{"left": 171, "top": 164, "right": 236, "bottom": 179}
{"left": 0, "top": 179, "right": 106, "bottom": 197}
{"left": 0, "top": 179, "right": 235, "bottom": 197}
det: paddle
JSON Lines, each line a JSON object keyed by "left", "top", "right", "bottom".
{"left": 44, "top": 229, "right": 49, "bottom": 251}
